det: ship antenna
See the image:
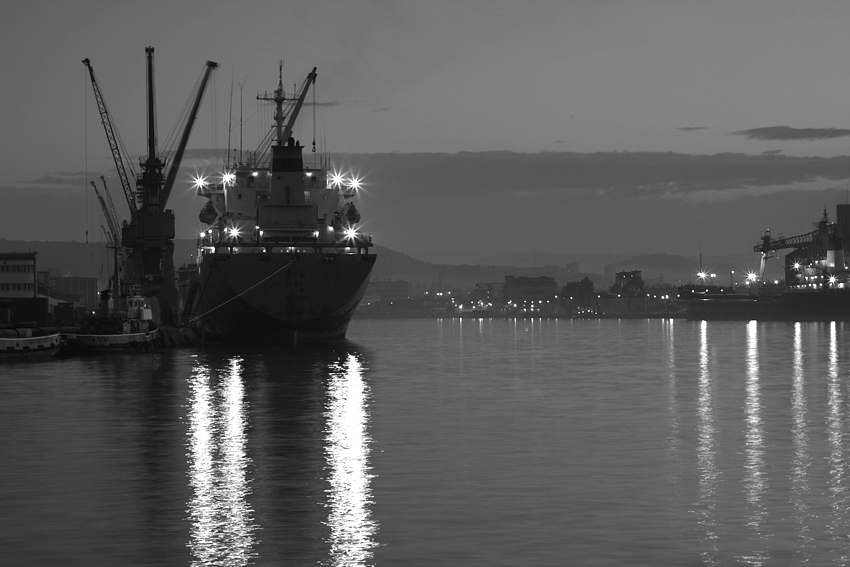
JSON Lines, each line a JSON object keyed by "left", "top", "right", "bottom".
{"left": 227, "top": 69, "right": 234, "bottom": 167}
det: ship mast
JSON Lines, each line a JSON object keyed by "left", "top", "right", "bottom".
{"left": 257, "top": 64, "right": 317, "bottom": 147}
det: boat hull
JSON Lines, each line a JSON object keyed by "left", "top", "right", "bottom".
{"left": 688, "top": 289, "right": 850, "bottom": 321}
{"left": 61, "top": 329, "right": 161, "bottom": 353}
{"left": 190, "top": 251, "right": 376, "bottom": 341}
{"left": 0, "top": 333, "right": 62, "bottom": 359}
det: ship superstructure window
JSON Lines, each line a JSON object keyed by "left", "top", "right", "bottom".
{"left": 1, "top": 265, "right": 33, "bottom": 273}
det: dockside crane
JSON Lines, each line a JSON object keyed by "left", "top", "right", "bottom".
{"left": 91, "top": 178, "right": 124, "bottom": 307}
{"left": 82, "top": 58, "right": 138, "bottom": 217}
{"left": 84, "top": 48, "right": 217, "bottom": 324}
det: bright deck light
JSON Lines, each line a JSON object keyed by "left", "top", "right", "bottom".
{"left": 193, "top": 175, "right": 208, "bottom": 189}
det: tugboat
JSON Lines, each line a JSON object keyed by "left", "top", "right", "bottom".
{"left": 61, "top": 289, "right": 161, "bottom": 354}
{"left": 181, "top": 65, "right": 376, "bottom": 341}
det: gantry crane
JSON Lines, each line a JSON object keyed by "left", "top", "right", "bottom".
{"left": 753, "top": 209, "right": 837, "bottom": 281}
{"left": 84, "top": 48, "right": 217, "bottom": 324}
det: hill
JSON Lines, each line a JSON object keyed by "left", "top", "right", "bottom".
{"left": 0, "top": 239, "right": 774, "bottom": 291}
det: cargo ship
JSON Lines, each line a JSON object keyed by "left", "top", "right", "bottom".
{"left": 180, "top": 65, "right": 376, "bottom": 341}
{"left": 687, "top": 204, "right": 850, "bottom": 321}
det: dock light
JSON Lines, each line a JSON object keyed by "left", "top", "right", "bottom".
{"left": 830, "top": 275, "right": 838, "bottom": 284}
{"left": 199, "top": 231, "right": 206, "bottom": 238}
{"left": 344, "top": 227, "right": 358, "bottom": 240}
{"left": 348, "top": 176, "right": 362, "bottom": 190}
{"left": 330, "top": 172, "right": 345, "bottom": 187}
{"left": 747, "top": 272, "right": 758, "bottom": 282}
{"left": 252, "top": 171, "right": 258, "bottom": 177}
{"left": 193, "top": 175, "right": 208, "bottom": 189}
{"left": 793, "top": 262, "right": 801, "bottom": 270}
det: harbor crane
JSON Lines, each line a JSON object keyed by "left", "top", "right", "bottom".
{"left": 753, "top": 209, "right": 839, "bottom": 281}
{"left": 82, "top": 58, "right": 138, "bottom": 217}
{"left": 91, "top": 177, "right": 125, "bottom": 305}
{"left": 84, "top": 48, "right": 217, "bottom": 324}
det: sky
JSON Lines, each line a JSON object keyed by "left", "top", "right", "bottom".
{"left": 4, "top": 0, "right": 850, "bottom": 265}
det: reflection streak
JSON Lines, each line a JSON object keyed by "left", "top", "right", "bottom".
{"left": 826, "top": 322, "right": 848, "bottom": 562}
{"left": 186, "top": 357, "right": 257, "bottom": 566}
{"left": 665, "top": 319, "right": 680, "bottom": 463}
{"left": 324, "top": 353, "right": 377, "bottom": 565}
{"left": 742, "top": 320, "right": 768, "bottom": 565}
{"left": 790, "top": 323, "right": 813, "bottom": 558}
{"left": 696, "top": 320, "right": 720, "bottom": 565}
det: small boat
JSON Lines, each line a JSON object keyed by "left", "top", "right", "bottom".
{"left": 0, "top": 328, "right": 63, "bottom": 360}
{"left": 61, "top": 293, "right": 162, "bottom": 354}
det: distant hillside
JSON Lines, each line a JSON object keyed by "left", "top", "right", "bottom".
{"left": 0, "top": 239, "right": 197, "bottom": 280}
{"left": 0, "top": 239, "right": 776, "bottom": 291}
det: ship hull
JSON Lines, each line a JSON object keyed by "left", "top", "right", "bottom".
{"left": 190, "top": 251, "right": 376, "bottom": 341}
{"left": 688, "top": 289, "right": 850, "bottom": 321}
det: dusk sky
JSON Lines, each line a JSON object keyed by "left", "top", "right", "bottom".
{"left": 5, "top": 0, "right": 850, "bottom": 265}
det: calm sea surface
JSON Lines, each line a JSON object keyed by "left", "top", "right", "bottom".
{"left": 3, "top": 318, "right": 850, "bottom": 565}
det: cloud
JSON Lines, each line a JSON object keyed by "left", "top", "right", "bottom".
{"left": 19, "top": 173, "right": 88, "bottom": 188}
{"left": 678, "top": 126, "right": 707, "bottom": 131}
{"left": 732, "top": 126, "right": 850, "bottom": 141}
{"left": 339, "top": 151, "right": 850, "bottom": 203}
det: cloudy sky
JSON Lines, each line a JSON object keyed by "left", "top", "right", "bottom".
{"left": 4, "top": 0, "right": 850, "bottom": 264}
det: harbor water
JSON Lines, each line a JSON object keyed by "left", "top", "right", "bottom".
{"left": 4, "top": 317, "right": 850, "bottom": 565}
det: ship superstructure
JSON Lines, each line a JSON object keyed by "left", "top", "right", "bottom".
{"left": 182, "top": 65, "right": 376, "bottom": 341}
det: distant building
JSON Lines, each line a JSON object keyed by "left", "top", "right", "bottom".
{"left": 0, "top": 252, "right": 37, "bottom": 298}
{"left": 365, "top": 280, "right": 410, "bottom": 305}
{"left": 504, "top": 275, "right": 557, "bottom": 314}
{"left": 45, "top": 275, "right": 99, "bottom": 311}
{"left": 469, "top": 282, "right": 504, "bottom": 304}
{"left": 0, "top": 252, "right": 45, "bottom": 324}
{"left": 611, "top": 270, "right": 644, "bottom": 297}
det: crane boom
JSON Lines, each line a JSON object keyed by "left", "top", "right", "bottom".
{"left": 82, "top": 58, "right": 138, "bottom": 217}
{"left": 99, "top": 176, "right": 121, "bottom": 238}
{"left": 281, "top": 67, "right": 317, "bottom": 145}
{"left": 160, "top": 59, "right": 218, "bottom": 207}
{"left": 91, "top": 181, "right": 117, "bottom": 246}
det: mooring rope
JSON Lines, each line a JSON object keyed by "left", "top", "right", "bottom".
{"left": 188, "top": 256, "right": 298, "bottom": 324}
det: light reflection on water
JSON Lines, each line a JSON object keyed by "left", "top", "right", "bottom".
{"left": 323, "top": 352, "right": 377, "bottom": 566}
{"left": 741, "top": 320, "right": 768, "bottom": 565}
{"left": 12, "top": 320, "right": 850, "bottom": 564}
{"left": 696, "top": 320, "right": 720, "bottom": 566}
{"left": 186, "top": 356, "right": 258, "bottom": 566}
{"left": 791, "top": 322, "right": 813, "bottom": 560}
{"left": 826, "top": 321, "right": 849, "bottom": 563}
